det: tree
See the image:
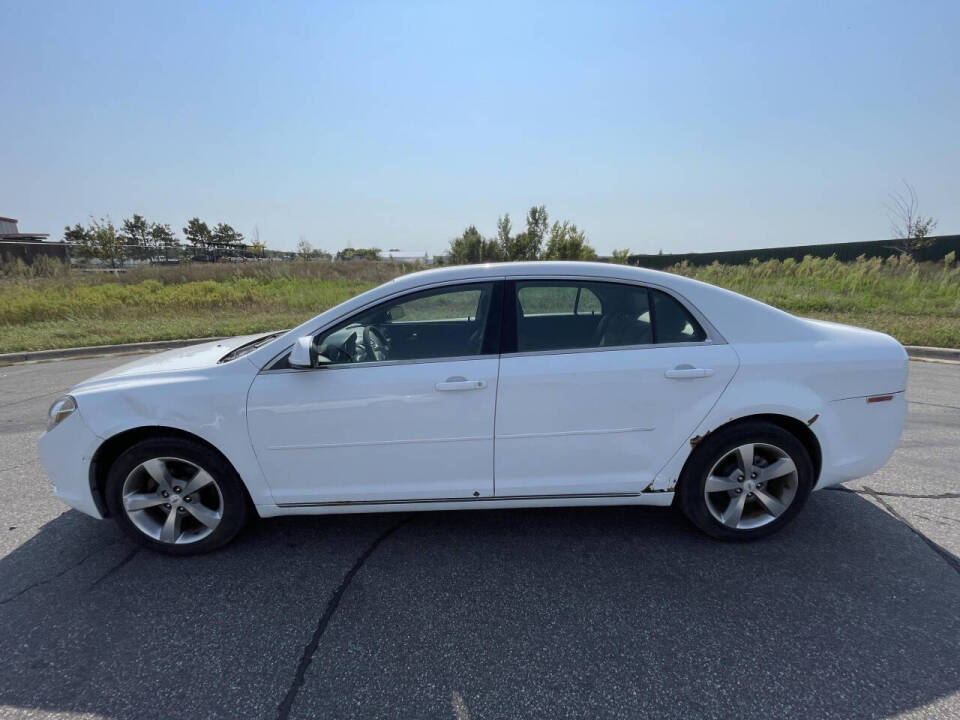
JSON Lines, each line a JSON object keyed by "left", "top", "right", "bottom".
{"left": 119, "top": 214, "right": 151, "bottom": 262}
{"left": 63, "top": 223, "right": 93, "bottom": 262}
{"left": 150, "top": 223, "right": 179, "bottom": 262}
{"left": 502, "top": 206, "right": 548, "bottom": 260}
{"left": 448, "top": 225, "right": 502, "bottom": 264}
{"left": 90, "top": 217, "right": 125, "bottom": 267}
{"left": 543, "top": 220, "right": 597, "bottom": 261}
{"left": 611, "top": 248, "right": 631, "bottom": 264}
{"left": 496, "top": 214, "right": 515, "bottom": 258}
{"left": 210, "top": 223, "right": 244, "bottom": 260}
{"left": 886, "top": 181, "right": 938, "bottom": 257}
{"left": 297, "top": 237, "right": 313, "bottom": 260}
{"left": 336, "top": 247, "right": 381, "bottom": 261}
{"left": 64, "top": 218, "right": 124, "bottom": 267}
{"left": 249, "top": 225, "right": 266, "bottom": 259}
{"left": 183, "top": 218, "right": 212, "bottom": 259}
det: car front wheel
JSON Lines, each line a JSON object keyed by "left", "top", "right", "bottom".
{"left": 677, "top": 421, "right": 814, "bottom": 540}
{"left": 105, "top": 436, "right": 249, "bottom": 554}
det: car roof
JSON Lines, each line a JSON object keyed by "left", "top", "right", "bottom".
{"left": 390, "top": 261, "right": 679, "bottom": 289}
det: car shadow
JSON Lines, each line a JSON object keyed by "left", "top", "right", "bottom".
{"left": 1, "top": 490, "right": 958, "bottom": 720}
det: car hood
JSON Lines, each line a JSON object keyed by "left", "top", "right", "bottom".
{"left": 73, "top": 333, "right": 276, "bottom": 388}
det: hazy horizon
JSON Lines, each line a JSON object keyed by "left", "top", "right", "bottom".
{"left": 3, "top": 1, "right": 958, "bottom": 255}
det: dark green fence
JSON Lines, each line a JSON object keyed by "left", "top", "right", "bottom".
{"left": 628, "top": 234, "right": 960, "bottom": 269}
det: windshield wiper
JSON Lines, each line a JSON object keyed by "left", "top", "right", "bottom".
{"left": 218, "top": 331, "right": 287, "bottom": 363}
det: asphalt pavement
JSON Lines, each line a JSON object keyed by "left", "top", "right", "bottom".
{"left": 0, "top": 354, "right": 958, "bottom": 719}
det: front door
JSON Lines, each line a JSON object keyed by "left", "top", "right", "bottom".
{"left": 247, "top": 281, "right": 503, "bottom": 506}
{"left": 494, "top": 279, "right": 739, "bottom": 497}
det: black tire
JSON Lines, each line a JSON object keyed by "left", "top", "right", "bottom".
{"left": 677, "top": 420, "right": 814, "bottom": 541}
{"left": 105, "top": 436, "right": 250, "bottom": 555}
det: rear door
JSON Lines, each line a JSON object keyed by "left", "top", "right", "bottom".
{"left": 494, "top": 279, "right": 739, "bottom": 497}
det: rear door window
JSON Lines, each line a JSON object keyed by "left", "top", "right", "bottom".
{"left": 510, "top": 281, "right": 705, "bottom": 352}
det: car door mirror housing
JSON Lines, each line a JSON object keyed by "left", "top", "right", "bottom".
{"left": 289, "top": 336, "right": 316, "bottom": 368}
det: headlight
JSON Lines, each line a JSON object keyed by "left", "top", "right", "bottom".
{"left": 47, "top": 395, "right": 77, "bottom": 431}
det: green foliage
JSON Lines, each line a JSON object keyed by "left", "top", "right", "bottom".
{"left": 523, "top": 205, "right": 549, "bottom": 258}
{"left": 611, "top": 249, "right": 631, "bottom": 265}
{"left": 63, "top": 223, "right": 91, "bottom": 258}
{"left": 0, "top": 260, "right": 406, "bottom": 351}
{"left": 499, "top": 208, "right": 546, "bottom": 261}
{"left": 543, "top": 221, "right": 596, "bottom": 260}
{"left": 448, "top": 206, "right": 597, "bottom": 263}
{"left": 669, "top": 254, "right": 960, "bottom": 346}
{"left": 1, "top": 255, "right": 959, "bottom": 351}
{"left": 120, "top": 214, "right": 151, "bottom": 261}
{"left": 150, "top": 223, "right": 179, "bottom": 261}
{"left": 886, "top": 181, "right": 939, "bottom": 257}
{"left": 67, "top": 217, "right": 125, "bottom": 267}
{"left": 336, "top": 247, "right": 380, "bottom": 261}
{"left": 1, "top": 254, "right": 70, "bottom": 279}
{"left": 210, "top": 223, "right": 244, "bottom": 259}
{"left": 183, "top": 218, "right": 212, "bottom": 256}
{"left": 448, "top": 226, "right": 503, "bottom": 264}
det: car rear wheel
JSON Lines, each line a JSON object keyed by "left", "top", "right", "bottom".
{"left": 105, "top": 437, "right": 249, "bottom": 555}
{"left": 677, "top": 421, "right": 814, "bottom": 540}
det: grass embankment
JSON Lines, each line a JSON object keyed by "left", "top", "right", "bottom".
{"left": 0, "top": 261, "right": 403, "bottom": 353}
{"left": 0, "top": 254, "right": 957, "bottom": 353}
{"left": 672, "top": 254, "right": 960, "bottom": 348}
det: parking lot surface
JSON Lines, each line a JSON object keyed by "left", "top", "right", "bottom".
{"left": 1, "top": 354, "right": 958, "bottom": 719}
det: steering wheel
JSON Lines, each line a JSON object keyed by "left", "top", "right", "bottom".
{"left": 363, "top": 325, "right": 389, "bottom": 361}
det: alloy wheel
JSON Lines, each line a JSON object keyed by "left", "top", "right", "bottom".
{"left": 703, "top": 442, "right": 799, "bottom": 530}
{"left": 121, "top": 457, "right": 223, "bottom": 544}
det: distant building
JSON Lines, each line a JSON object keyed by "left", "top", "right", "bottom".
{"left": 379, "top": 249, "right": 432, "bottom": 264}
{"left": 0, "top": 216, "right": 67, "bottom": 264}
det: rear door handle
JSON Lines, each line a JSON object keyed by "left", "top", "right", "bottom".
{"left": 435, "top": 377, "right": 486, "bottom": 391}
{"left": 664, "top": 366, "right": 715, "bottom": 379}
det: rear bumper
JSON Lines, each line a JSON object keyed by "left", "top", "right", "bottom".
{"left": 814, "top": 391, "right": 906, "bottom": 489}
{"left": 37, "top": 410, "right": 105, "bottom": 519}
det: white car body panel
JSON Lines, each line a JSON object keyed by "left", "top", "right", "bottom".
{"left": 247, "top": 357, "right": 500, "bottom": 505}
{"left": 36, "top": 262, "right": 908, "bottom": 524}
{"left": 494, "top": 344, "right": 739, "bottom": 496}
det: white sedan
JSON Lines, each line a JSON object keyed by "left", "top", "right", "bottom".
{"left": 39, "top": 262, "right": 908, "bottom": 554}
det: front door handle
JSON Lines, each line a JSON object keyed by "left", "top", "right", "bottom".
{"left": 435, "top": 377, "right": 486, "bottom": 391}
{"left": 664, "top": 365, "right": 715, "bottom": 379}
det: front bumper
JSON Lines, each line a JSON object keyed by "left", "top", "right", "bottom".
{"left": 38, "top": 409, "right": 105, "bottom": 519}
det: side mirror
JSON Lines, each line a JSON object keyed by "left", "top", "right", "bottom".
{"left": 289, "top": 336, "right": 316, "bottom": 368}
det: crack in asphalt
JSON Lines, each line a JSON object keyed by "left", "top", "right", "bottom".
{"left": 909, "top": 400, "right": 960, "bottom": 411}
{"left": 914, "top": 513, "right": 960, "bottom": 528}
{"left": 0, "top": 541, "right": 117, "bottom": 605}
{"left": 275, "top": 515, "right": 414, "bottom": 720}
{"left": 859, "top": 485, "right": 960, "bottom": 576}
{"left": 826, "top": 487, "right": 960, "bottom": 500}
{"left": 0, "top": 388, "right": 66, "bottom": 411}
{"left": 88, "top": 548, "right": 139, "bottom": 589}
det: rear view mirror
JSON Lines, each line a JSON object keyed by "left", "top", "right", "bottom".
{"left": 289, "top": 336, "right": 316, "bottom": 368}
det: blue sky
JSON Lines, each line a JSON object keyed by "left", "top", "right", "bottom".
{"left": 2, "top": 0, "right": 958, "bottom": 255}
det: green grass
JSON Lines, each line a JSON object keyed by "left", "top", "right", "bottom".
{"left": 0, "top": 254, "right": 957, "bottom": 353}
{"left": 670, "top": 254, "right": 960, "bottom": 347}
{"left": 0, "top": 261, "right": 399, "bottom": 352}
